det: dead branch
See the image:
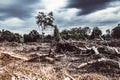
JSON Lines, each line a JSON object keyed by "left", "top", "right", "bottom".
{"left": 64, "top": 73, "right": 75, "bottom": 80}
{"left": 92, "top": 46, "right": 100, "bottom": 55}
{"left": 45, "top": 57, "right": 54, "bottom": 63}
{"left": 105, "top": 46, "right": 120, "bottom": 55}
{"left": 0, "top": 50, "right": 50, "bottom": 61}
{"left": 0, "top": 51, "right": 31, "bottom": 61}
{"left": 78, "top": 58, "right": 120, "bottom": 69}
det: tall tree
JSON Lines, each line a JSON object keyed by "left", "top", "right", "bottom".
{"left": 36, "top": 12, "right": 61, "bottom": 42}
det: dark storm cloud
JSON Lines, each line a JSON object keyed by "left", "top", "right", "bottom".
{"left": 0, "top": 6, "right": 33, "bottom": 20}
{"left": 19, "top": 0, "right": 39, "bottom": 4}
{"left": 0, "top": 0, "right": 40, "bottom": 20}
{"left": 67, "top": 0, "right": 119, "bottom": 15}
{"left": 0, "top": 0, "right": 120, "bottom": 34}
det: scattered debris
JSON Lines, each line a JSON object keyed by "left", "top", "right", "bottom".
{"left": 0, "top": 41, "right": 120, "bottom": 80}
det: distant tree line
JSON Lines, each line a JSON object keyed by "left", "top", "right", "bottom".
{"left": 0, "top": 29, "right": 23, "bottom": 43}
{"left": 0, "top": 29, "right": 53, "bottom": 43}
{"left": 61, "top": 24, "right": 120, "bottom": 40}
{"left": 0, "top": 24, "right": 120, "bottom": 43}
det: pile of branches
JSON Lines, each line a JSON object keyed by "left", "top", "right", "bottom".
{"left": 54, "top": 41, "right": 120, "bottom": 77}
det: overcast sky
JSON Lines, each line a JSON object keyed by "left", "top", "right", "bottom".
{"left": 0, "top": 0, "right": 120, "bottom": 34}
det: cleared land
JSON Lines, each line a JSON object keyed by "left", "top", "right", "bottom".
{"left": 0, "top": 40, "right": 120, "bottom": 80}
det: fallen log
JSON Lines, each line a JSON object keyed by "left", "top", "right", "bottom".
{"left": 0, "top": 51, "right": 31, "bottom": 61}
{"left": 45, "top": 57, "right": 54, "bottom": 63}
{"left": 63, "top": 69, "right": 75, "bottom": 80}
{"left": 64, "top": 74, "right": 75, "bottom": 80}
{"left": 78, "top": 58, "right": 120, "bottom": 69}
{"left": 86, "top": 45, "right": 120, "bottom": 56}
{"left": 0, "top": 50, "right": 49, "bottom": 61}
{"left": 106, "top": 46, "right": 120, "bottom": 55}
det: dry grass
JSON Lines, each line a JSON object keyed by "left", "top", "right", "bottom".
{"left": 0, "top": 62, "right": 118, "bottom": 80}
{"left": 11, "top": 67, "right": 57, "bottom": 80}
{"left": 78, "top": 73, "right": 110, "bottom": 80}
{"left": 1, "top": 62, "right": 59, "bottom": 80}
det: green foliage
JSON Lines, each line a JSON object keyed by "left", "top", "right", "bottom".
{"left": 23, "top": 34, "right": 31, "bottom": 42}
{"left": 44, "top": 35, "right": 53, "bottom": 42}
{"left": 102, "top": 29, "right": 111, "bottom": 40}
{"left": 111, "top": 24, "right": 120, "bottom": 39}
{"left": 0, "top": 29, "right": 22, "bottom": 42}
{"left": 61, "top": 27, "right": 91, "bottom": 40}
{"left": 90, "top": 27, "right": 102, "bottom": 39}
{"left": 1, "top": 24, "right": 120, "bottom": 42}
{"left": 36, "top": 12, "right": 54, "bottom": 30}
{"left": 29, "top": 30, "right": 41, "bottom": 41}
{"left": 14, "top": 33, "right": 23, "bottom": 43}
{"left": 24, "top": 30, "right": 42, "bottom": 42}
{"left": 60, "top": 29, "right": 70, "bottom": 40}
